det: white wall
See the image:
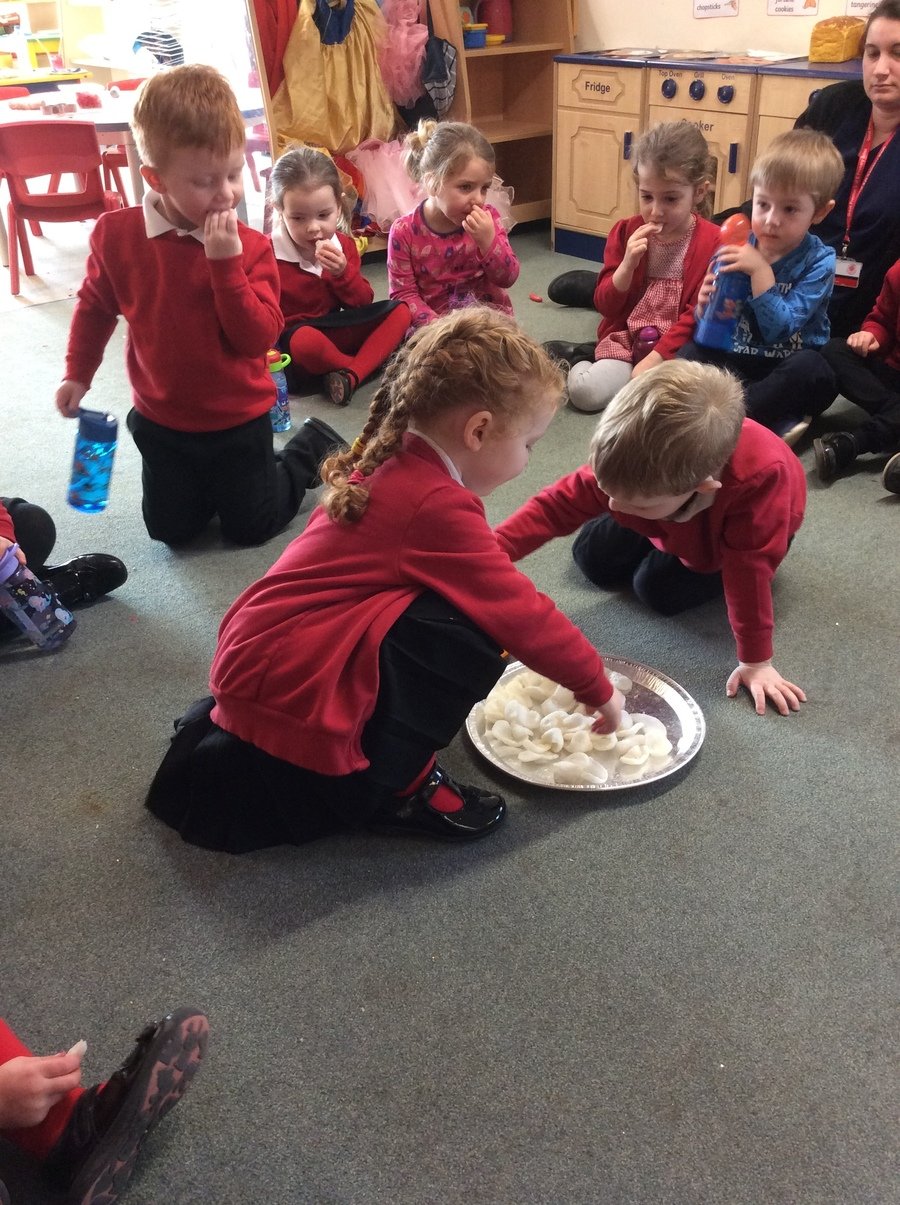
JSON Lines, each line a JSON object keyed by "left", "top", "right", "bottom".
{"left": 575, "top": 0, "right": 875, "bottom": 55}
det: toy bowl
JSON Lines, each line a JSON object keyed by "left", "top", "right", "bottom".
{"left": 462, "top": 22, "right": 488, "bottom": 48}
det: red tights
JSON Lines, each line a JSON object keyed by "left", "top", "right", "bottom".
{"left": 0, "top": 1017, "right": 84, "bottom": 1158}
{"left": 287, "top": 306, "right": 410, "bottom": 387}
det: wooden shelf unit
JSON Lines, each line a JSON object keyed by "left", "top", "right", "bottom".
{"left": 431, "top": 0, "right": 573, "bottom": 225}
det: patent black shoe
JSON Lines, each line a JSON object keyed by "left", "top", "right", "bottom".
{"left": 44, "top": 1007, "right": 209, "bottom": 1205}
{"left": 542, "top": 340, "right": 596, "bottom": 371}
{"left": 294, "top": 416, "right": 350, "bottom": 488}
{"left": 368, "top": 763, "right": 506, "bottom": 842}
{"left": 813, "top": 431, "right": 857, "bottom": 482}
{"left": 41, "top": 554, "right": 127, "bottom": 610}
{"left": 882, "top": 450, "right": 900, "bottom": 494}
{"left": 547, "top": 268, "right": 597, "bottom": 308}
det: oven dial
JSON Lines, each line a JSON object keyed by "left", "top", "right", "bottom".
{"left": 689, "top": 79, "right": 706, "bottom": 101}
{"left": 717, "top": 85, "right": 735, "bottom": 104}
{"left": 661, "top": 78, "right": 677, "bottom": 99}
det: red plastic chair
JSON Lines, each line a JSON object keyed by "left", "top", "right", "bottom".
{"left": 100, "top": 79, "right": 147, "bottom": 201}
{"left": 0, "top": 86, "right": 31, "bottom": 101}
{"left": 0, "top": 120, "right": 124, "bottom": 295}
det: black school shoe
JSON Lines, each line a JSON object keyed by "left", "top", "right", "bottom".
{"left": 547, "top": 269, "right": 597, "bottom": 308}
{"left": 41, "top": 554, "right": 127, "bottom": 610}
{"left": 813, "top": 431, "right": 857, "bottom": 482}
{"left": 542, "top": 341, "right": 597, "bottom": 371}
{"left": 368, "top": 763, "right": 506, "bottom": 842}
{"left": 298, "top": 416, "right": 350, "bottom": 487}
{"left": 44, "top": 1007, "right": 209, "bottom": 1205}
{"left": 882, "top": 450, "right": 900, "bottom": 494}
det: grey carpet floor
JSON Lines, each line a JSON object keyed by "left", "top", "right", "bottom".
{"left": 1, "top": 226, "right": 897, "bottom": 1205}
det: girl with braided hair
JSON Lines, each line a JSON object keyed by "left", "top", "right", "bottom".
{"left": 145, "top": 308, "right": 623, "bottom": 852}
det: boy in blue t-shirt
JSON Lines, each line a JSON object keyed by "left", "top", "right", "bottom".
{"left": 678, "top": 129, "right": 845, "bottom": 445}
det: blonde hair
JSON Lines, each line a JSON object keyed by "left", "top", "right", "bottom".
{"left": 402, "top": 120, "right": 495, "bottom": 192}
{"left": 633, "top": 121, "right": 716, "bottom": 219}
{"left": 321, "top": 308, "right": 565, "bottom": 524}
{"left": 749, "top": 129, "right": 845, "bottom": 211}
{"left": 589, "top": 361, "right": 745, "bottom": 496}
{"left": 131, "top": 65, "right": 245, "bottom": 169}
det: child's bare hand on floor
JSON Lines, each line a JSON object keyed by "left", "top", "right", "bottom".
{"left": 726, "top": 661, "right": 806, "bottom": 716}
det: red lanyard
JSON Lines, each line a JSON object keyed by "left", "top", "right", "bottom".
{"left": 843, "top": 119, "right": 896, "bottom": 255}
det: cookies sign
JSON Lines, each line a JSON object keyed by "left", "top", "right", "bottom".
{"left": 694, "top": 0, "right": 739, "bottom": 17}
{"left": 767, "top": 0, "right": 819, "bottom": 11}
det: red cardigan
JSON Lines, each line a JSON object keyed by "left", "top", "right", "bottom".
{"left": 593, "top": 214, "right": 721, "bottom": 359}
{"left": 65, "top": 207, "right": 281, "bottom": 433}
{"left": 276, "top": 230, "right": 375, "bottom": 324}
{"left": 861, "top": 258, "right": 900, "bottom": 373}
{"left": 494, "top": 421, "right": 806, "bottom": 665}
{"left": 210, "top": 436, "right": 614, "bottom": 774}
{"left": 0, "top": 500, "right": 14, "bottom": 544}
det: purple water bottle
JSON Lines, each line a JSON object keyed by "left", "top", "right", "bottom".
{"left": 0, "top": 543, "right": 76, "bottom": 650}
{"left": 267, "top": 349, "right": 292, "bottom": 433}
{"left": 695, "top": 214, "right": 752, "bottom": 351}
{"left": 632, "top": 325, "right": 661, "bottom": 364}
{"left": 68, "top": 408, "right": 118, "bottom": 513}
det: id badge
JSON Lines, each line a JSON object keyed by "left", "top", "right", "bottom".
{"left": 835, "top": 256, "right": 862, "bottom": 289}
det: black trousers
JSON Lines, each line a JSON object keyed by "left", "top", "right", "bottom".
{"left": 677, "top": 343, "right": 836, "bottom": 427}
{"left": 572, "top": 515, "right": 724, "bottom": 616}
{"left": 0, "top": 497, "right": 56, "bottom": 569}
{"left": 126, "top": 410, "right": 323, "bottom": 547}
{"left": 145, "top": 592, "right": 508, "bottom": 853}
{"left": 818, "top": 338, "right": 900, "bottom": 455}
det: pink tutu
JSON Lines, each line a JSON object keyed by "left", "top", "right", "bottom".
{"left": 379, "top": 0, "right": 428, "bottom": 107}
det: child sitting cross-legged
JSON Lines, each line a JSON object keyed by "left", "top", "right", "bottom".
{"left": 494, "top": 360, "right": 808, "bottom": 717}
{"left": 145, "top": 308, "right": 624, "bottom": 853}
{"left": 678, "top": 129, "right": 845, "bottom": 445}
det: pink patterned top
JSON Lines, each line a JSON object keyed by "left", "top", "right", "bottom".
{"left": 596, "top": 215, "right": 695, "bottom": 363}
{"left": 387, "top": 202, "right": 519, "bottom": 328}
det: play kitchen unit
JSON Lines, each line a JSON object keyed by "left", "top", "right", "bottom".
{"left": 552, "top": 48, "right": 863, "bottom": 259}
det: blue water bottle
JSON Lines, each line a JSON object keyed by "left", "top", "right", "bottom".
{"left": 267, "top": 349, "right": 292, "bottom": 433}
{"left": 0, "top": 543, "right": 76, "bottom": 650}
{"left": 695, "top": 214, "right": 753, "bottom": 351}
{"left": 68, "top": 408, "right": 118, "bottom": 513}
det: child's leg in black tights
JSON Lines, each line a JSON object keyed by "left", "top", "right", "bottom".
{"left": 572, "top": 514, "right": 651, "bottom": 588}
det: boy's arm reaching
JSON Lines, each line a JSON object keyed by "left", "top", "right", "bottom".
{"left": 60, "top": 225, "right": 121, "bottom": 409}
{"left": 494, "top": 466, "right": 608, "bottom": 560}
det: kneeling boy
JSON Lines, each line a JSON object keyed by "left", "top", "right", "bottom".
{"left": 494, "top": 360, "right": 807, "bottom": 716}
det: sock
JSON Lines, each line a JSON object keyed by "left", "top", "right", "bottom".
{"left": 397, "top": 759, "right": 464, "bottom": 813}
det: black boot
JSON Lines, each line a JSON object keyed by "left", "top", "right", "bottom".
{"left": 883, "top": 450, "right": 900, "bottom": 494}
{"left": 44, "top": 1007, "right": 208, "bottom": 1204}
{"left": 547, "top": 269, "right": 597, "bottom": 308}
{"left": 41, "top": 553, "right": 127, "bottom": 609}
{"left": 542, "top": 340, "right": 596, "bottom": 371}
{"left": 813, "top": 431, "right": 858, "bottom": 483}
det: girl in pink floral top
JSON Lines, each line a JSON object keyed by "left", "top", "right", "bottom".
{"left": 387, "top": 120, "right": 519, "bottom": 328}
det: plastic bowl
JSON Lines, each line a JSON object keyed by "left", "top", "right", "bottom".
{"left": 462, "top": 23, "right": 488, "bottom": 48}
{"left": 485, "top": 33, "right": 506, "bottom": 45}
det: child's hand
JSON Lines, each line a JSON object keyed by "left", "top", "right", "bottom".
{"left": 315, "top": 239, "right": 348, "bottom": 277}
{"left": 462, "top": 205, "right": 495, "bottom": 254}
{"left": 623, "top": 222, "right": 660, "bottom": 268}
{"left": 847, "top": 330, "right": 879, "bottom": 357}
{"left": 726, "top": 661, "right": 806, "bottom": 716}
{"left": 0, "top": 1051, "right": 83, "bottom": 1129}
{"left": 696, "top": 269, "right": 717, "bottom": 317}
{"left": 590, "top": 686, "right": 625, "bottom": 735}
{"left": 55, "top": 380, "right": 88, "bottom": 418}
{"left": 204, "top": 210, "right": 241, "bottom": 260}
{"left": 0, "top": 537, "right": 26, "bottom": 563}
{"left": 631, "top": 349, "right": 663, "bottom": 378}
{"left": 716, "top": 242, "right": 767, "bottom": 276}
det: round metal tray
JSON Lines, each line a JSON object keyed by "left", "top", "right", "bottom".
{"left": 465, "top": 657, "right": 705, "bottom": 792}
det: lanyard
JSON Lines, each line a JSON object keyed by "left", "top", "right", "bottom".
{"left": 842, "top": 119, "right": 896, "bottom": 255}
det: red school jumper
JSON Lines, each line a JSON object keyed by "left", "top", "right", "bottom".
{"left": 210, "top": 435, "right": 614, "bottom": 776}
{"left": 494, "top": 420, "right": 806, "bottom": 665}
